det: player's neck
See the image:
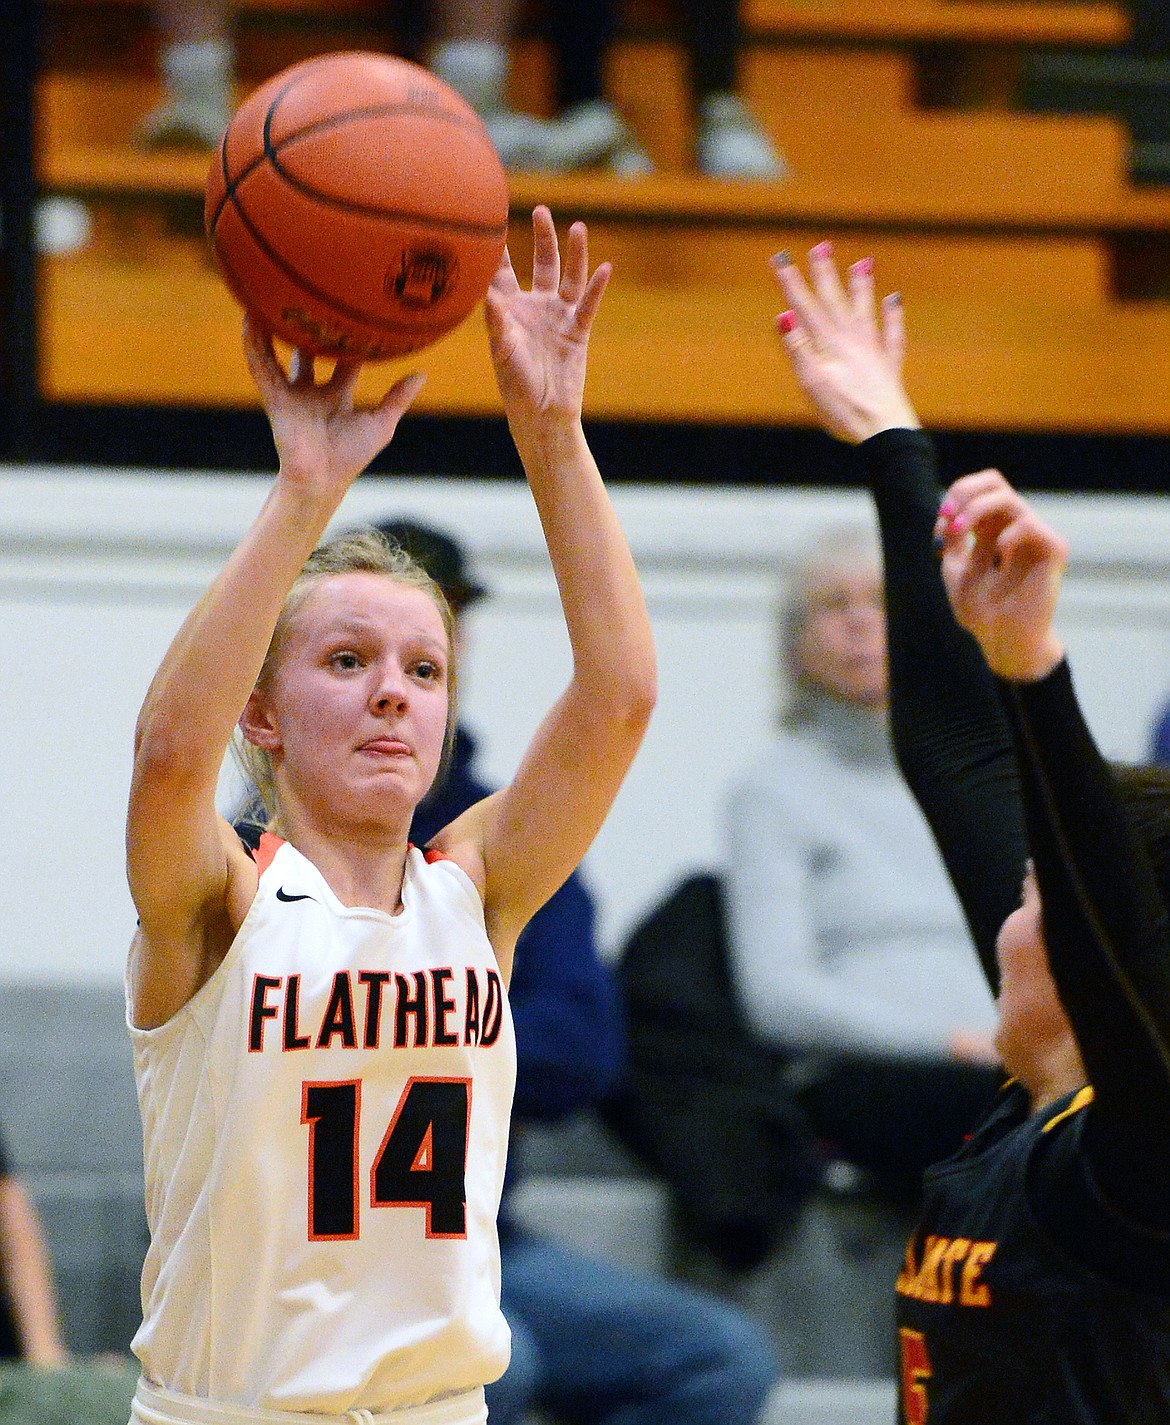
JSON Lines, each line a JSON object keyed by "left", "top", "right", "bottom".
{"left": 284, "top": 818, "right": 413, "bottom": 916}
{"left": 1018, "top": 1036, "right": 1088, "bottom": 1115}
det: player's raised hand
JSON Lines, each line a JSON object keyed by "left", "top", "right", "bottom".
{"left": 484, "top": 206, "right": 610, "bottom": 427}
{"left": 935, "top": 469, "right": 1068, "bottom": 682}
{"left": 243, "top": 316, "right": 425, "bottom": 498}
{"left": 772, "top": 243, "right": 920, "bottom": 443}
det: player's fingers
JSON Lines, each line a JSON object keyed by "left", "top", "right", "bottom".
{"left": 770, "top": 252, "right": 835, "bottom": 349}
{"left": 776, "top": 314, "right": 839, "bottom": 413}
{"left": 324, "top": 359, "right": 362, "bottom": 407}
{"left": 996, "top": 511, "right": 1069, "bottom": 570}
{"left": 241, "top": 316, "right": 287, "bottom": 397}
{"left": 288, "top": 348, "right": 316, "bottom": 388}
{"left": 572, "top": 261, "right": 611, "bottom": 335}
{"left": 846, "top": 256, "right": 878, "bottom": 339}
{"left": 490, "top": 244, "right": 522, "bottom": 298}
{"left": 880, "top": 292, "right": 906, "bottom": 372}
{"left": 808, "top": 240, "right": 851, "bottom": 322}
{"left": 559, "top": 220, "right": 590, "bottom": 305}
{"left": 949, "top": 487, "right": 1029, "bottom": 549}
{"left": 933, "top": 470, "right": 1006, "bottom": 546}
{"left": 374, "top": 371, "right": 427, "bottom": 430}
{"left": 938, "top": 469, "right": 1013, "bottom": 519}
{"left": 530, "top": 205, "right": 561, "bottom": 295}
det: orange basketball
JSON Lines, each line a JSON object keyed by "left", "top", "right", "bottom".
{"left": 205, "top": 51, "right": 509, "bottom": 360}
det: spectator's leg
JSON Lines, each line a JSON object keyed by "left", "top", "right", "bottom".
{"left": 539, "top": 0, "right": 654, "bottom": 174}
{"left": 679, "top": 0, "right": 787, "bottom": 178}
{"left": 137, "top": 0, "right": 235, "bottom": 149}
{"left": 425, "top": 0, "right": 562, "bottom": 168}
{"left": 500, "top": 1232, "right": 780, "bottom": 1425}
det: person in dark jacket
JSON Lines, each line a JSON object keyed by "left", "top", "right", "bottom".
{"left": 382, "top": 518, "right": 781, "bottom": 1425}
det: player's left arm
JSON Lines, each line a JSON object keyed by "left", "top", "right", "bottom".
{"left": 1004, "top": 670, "right": 1170, "bottom": 1232}
{"left": 938, "top": 475, "right": 1170, "bottom": 1232}
{"left": 431, "top": 209, "right": 656, "bottom": 980}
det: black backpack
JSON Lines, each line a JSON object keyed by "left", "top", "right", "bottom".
{"left": 602, "top": 873, "right": 823, "bottom": 1272}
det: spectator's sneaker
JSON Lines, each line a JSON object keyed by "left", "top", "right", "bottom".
{"left": 135, "top": 39, "right": 233, "bottom": 151}
{"left": 484, "top": 109, "right": 560, "bottom": 171}
{"left": 135, "top": 95, "right": 230, "bottom": 150}
{"left": 696, "top": 92, "right": 788, "bottom": 180}
{"left": 542, "top": 100, "right": 655, "bottom": 175}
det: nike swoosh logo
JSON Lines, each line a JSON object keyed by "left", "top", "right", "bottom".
{"left": 276, "top": 887, "right": 315, "bottom": 904}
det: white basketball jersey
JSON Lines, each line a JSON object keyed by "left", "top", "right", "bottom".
{"left": 129, "top": 836, "right": 515, "bottom": 1414}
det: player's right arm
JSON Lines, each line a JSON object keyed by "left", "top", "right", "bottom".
{"left": 127, "top": 322, "right": 422, "bottom": 1029}
{"left": 770, "top": 247, "right": 1027, "bottom": 988}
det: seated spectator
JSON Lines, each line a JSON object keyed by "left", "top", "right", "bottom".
{"left": 720, "top": 524, "right": 1002, "bottom": 1200}
{"left": 0, "top": 1128, "right": 67, "bottom": 1367}
{"left": 375, "top": 518, "right": 783, "bottom": 1425}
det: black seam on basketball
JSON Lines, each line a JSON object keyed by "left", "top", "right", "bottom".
{"left": 211, "top": 62, "right": 507, "bottom": 241}
{"left": 212, "top": 65, "right": 317, "bottom": 233}
{"left": 219, "top": 185, "right": 456, "bottom": 337}
{"left": 259, "top": 114, "right": 507, "bottom": 239}
{"left": 208, "top": 130, "right": 232, "bottom": 233}
{"left": 275, "top": 100, "right": 489, "bottom": 150}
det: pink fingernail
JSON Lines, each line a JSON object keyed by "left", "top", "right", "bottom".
{"left": 852, "top": 256, "right": 874, "bottom": 276}
{"left": 811, "top": 241, "right": 833, "bottom": 260}
{"left": 778, "top": 310, "right": 797, "bottom": 335}
{"left": 938, "top": 498, "right": 956, "bottom": 520}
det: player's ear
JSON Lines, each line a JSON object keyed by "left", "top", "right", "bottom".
{"left": 239, "top": 688, "right": 281, "bottom": 751}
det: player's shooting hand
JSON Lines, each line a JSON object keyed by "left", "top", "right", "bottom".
{"left": 484, "top": 206, "right": 610, "bottom": 432}
{"left": 243, "top": 316, "right": 425, "bottom": 498}
{"left": 772, "top": 243, "right": 920, "bottom": 443}
{"left": 935, "top": 469, "right": 1068, "bottom": 682}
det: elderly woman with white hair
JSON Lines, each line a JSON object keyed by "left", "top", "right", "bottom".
{"left": 720, "top": 524, "right": 1002, "bottom": 1200}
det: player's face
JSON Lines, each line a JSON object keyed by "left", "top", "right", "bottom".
{"left": 793, "top": 562, "right": 888, "bottom": 711}
{"left": 256, "top": 572, "right": 451, "bottom": 831}
{"left": 994, "top": 866, "right": 1074, "bottom": 1073}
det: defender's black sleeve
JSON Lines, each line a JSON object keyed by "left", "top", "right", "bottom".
{"left": 1005, "top": 666, "right": 1170, "bottom": 1237}
{"left": 859, "top": 429, "right": 1029, "bottom": 992}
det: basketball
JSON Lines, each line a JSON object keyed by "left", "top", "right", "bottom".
{"left": 204, "top": 51, "right": 510, "bottom": 360}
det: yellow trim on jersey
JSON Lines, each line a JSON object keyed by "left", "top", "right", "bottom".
{"left": 1041, "top": 1085, "right": 1094, "bottom": 1134}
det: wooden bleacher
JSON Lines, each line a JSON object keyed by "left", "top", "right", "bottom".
{"left": 35, "top": 0, "right": 1170, "bottom": 435}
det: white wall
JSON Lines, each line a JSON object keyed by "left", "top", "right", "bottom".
{"left": 3, "top": 465, "right": 1170, "bottom": 982}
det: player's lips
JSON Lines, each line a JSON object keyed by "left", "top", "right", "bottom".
{"left": 358, "top": 737, "right": 411, "bottom": 757}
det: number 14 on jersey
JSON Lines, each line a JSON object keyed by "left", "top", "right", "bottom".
{"left": 302, "top": 1075, "right": 471, "bottom": 1241}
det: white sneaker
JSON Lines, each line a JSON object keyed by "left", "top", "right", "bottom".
{"left": 542, "top": 100, "right": 654, "bottom": 175}
{"left": 135, "top": 39, "right": 233, "bottom": 151}
{"left": 135, "top": 95, "right": 230, "bottom": 149}
{"left": 696, "top": 92, "right": 788, "bottom": 180}
{"left": 484, "top": 109, "right": 560, "bottom": 170}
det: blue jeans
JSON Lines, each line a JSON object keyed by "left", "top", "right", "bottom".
{"left": 485, "top": 1232, "right": 779, "bottom": 1425}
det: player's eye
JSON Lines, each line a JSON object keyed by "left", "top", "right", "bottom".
{"left": 329, "top": 650, "right": 362, "bottom": 671}
{"left": 413, "top": 659, "right": 443, "bottom": 682}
